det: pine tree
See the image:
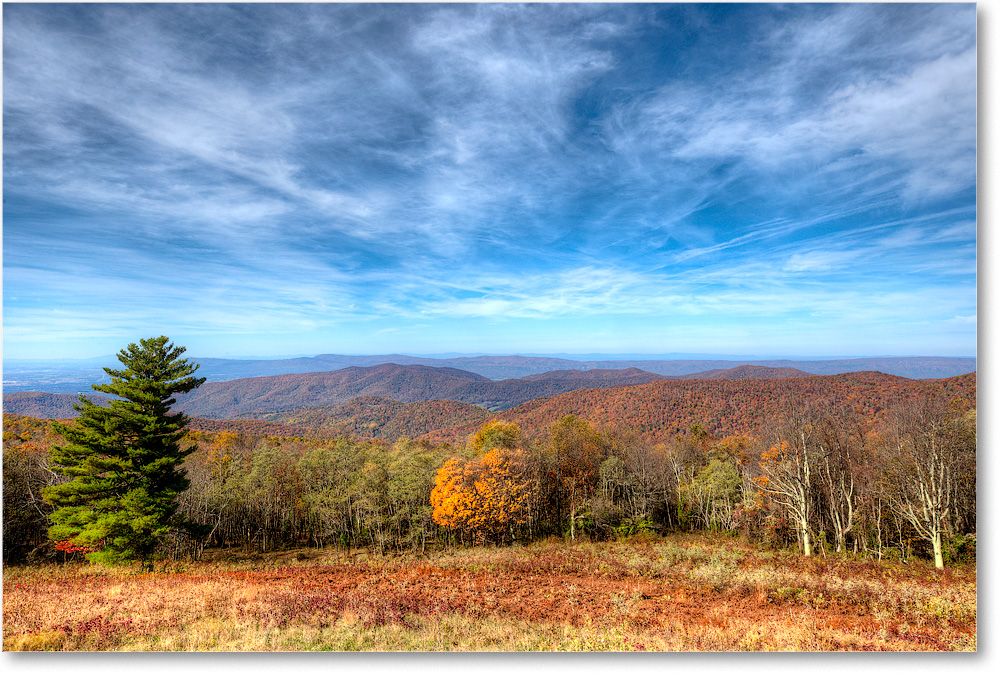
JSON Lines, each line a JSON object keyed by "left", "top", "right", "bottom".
{"left": 44, "top": 336, "right": 205, "bottom": 569}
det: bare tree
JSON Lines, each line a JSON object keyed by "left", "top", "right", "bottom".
{"left": 882, "top": 398, "right": 975, "bottom": 569}
{"left": 815, "top": 419, "right": 865, "bottom": 553}
{"left": 756, "top": 420, "right": 820, "bottom": 557}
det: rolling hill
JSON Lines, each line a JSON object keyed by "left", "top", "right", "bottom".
{"left": 5, "top": 370, "right": 977, "bottom": 450}
{"left": 683, "top": 365, "right": 813, "bottom": 379}
{"left": 183, "top": 417, "right": 318, "bottom": 438}
{"left": 420, "top": 371, "right": 978, "bottom": 445}
{"left": 1, "top": 391, "right": 112, "bottom": 418}
{"left": 171, "top": 364, "right": 671, "bottom": 417}
{"left": 173, "top": 363, "right": 491, "bottom": 418}
{"left": 3, "top": 406, "right": 328, "bottom": 445}
{"left": 266, "top": 396, "right": 492, "bottom": 441}
{"left": 447, "top": 367, "right": 668, "bottom": 411}
{"left": 188, "top": 353, "right": 975, "bottom": 381}
{"left": 4, "top": 353, "right": 976, "bottom": 394}
{"left": 3, "top": 366, "right": 667, "bottom": 420}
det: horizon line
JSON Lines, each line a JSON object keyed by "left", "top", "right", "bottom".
{"left": 4, "top": 352, "right": 979, "bottom": 364}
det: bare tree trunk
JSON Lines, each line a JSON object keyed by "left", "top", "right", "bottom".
{"left": 757, "top": 429, "right": 816, "bottom": 557}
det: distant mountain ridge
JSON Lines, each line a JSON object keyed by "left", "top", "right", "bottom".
{"left": 0, "top": 365, "right": 679, "bottom": 419}
{"left": 682, "top": 365, "right": 813, "bottom": 380}
{"left": 0, "top": 364, "right": 786, "bottom": 423}
{"left": 169, "top": 364, "right": 673, "bottom": 417}
{"left": 190, "top": 354, "right": 973, "bottom": 381}
{"left": 172, "top": 363, "right": 490, "bottom": 418}
{"left": 5, "top": 363, "right": 976, "bottom": 422}
{"left": 521, "top": 367, "right": 663, "bottom": 382}
{"left": 3, "top": 353, "right": 976, "bottom": 393}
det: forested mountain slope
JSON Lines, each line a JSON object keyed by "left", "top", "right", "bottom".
{"left": 681, "top": 365, "right": 813, "bottom": 379}
{"left": 172, "top": 363, "right": 490, "bottom": 418}
{"left": 2, "top": 392, "right": 112, "bottom": 418}
{"left": 0, "top": 367, "right": 667, "bottom": 419}
{"left": 447, "top": 368, "right": 667, "bottom": 410}
{"left": 265, "top": 396, "right": 492, "bottom": 441}
{"left": 171, "top": 365, "right": 673, "bottom": 417}
{"left": 422, "top": 371, "right": 977, "bottom": 445}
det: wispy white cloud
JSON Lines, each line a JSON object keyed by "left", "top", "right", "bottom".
{"left": 2, "top": 3, "right": 976, "bottom": 358}
{"left": 601, "top": 4, "right": 975, "bottom": 214}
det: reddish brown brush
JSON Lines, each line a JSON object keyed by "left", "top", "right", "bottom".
{"left": 3, "top": 535, "right": 976, "bottom": 651}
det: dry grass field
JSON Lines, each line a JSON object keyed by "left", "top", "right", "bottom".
{"left": 2, "top": 534, "right": 976, "bottom": 652}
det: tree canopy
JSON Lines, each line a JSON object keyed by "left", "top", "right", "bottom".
{"left": 44, "top": 336, "right": 205, "bottom": 567}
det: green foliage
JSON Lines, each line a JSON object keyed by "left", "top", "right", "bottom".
{"left": 297, "top": 439, "right": 366, "bottom": 545}
{"left": 945, "top": 533, "right": 976, "bottom": 564}
{"left": 685, "top": 458, "right": 742, "bottom": 530}
{"left": 694, "top": 459, "right": 741, "bottom": 499}
{"left": 469, "top": 420, "right": 521, "bottom": 455}
{"left": 43, "top": 336, "right": 205, "bottom": 567}
{"left": 614, "top": 518, "right": 655, "bottom": 538}
{"left": 549, "top": 415, "right": 606, "bottom": 539}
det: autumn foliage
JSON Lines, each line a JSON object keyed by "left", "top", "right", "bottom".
{"left": 54, "top": 540, "right": 95, "bottom": 555}
{"left": 424, "top": 372, "right": 977, "bottom": 445}
{"left": 3, "top": 370, "right": 976, "bottom": 570}
{"left": 431, "top": 423, "right": 534, "bottom": 543}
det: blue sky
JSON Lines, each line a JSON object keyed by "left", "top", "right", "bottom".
{"left": 2, "top": 3, "right": 977, "bottom": 360}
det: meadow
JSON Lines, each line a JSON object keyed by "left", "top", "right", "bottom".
{"left": 2, "top": 534, "right": 976, "bottom": 652}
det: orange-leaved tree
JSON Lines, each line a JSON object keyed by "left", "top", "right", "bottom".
{"left": 431, "top": 420, "right": 533, "bottom": 544}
